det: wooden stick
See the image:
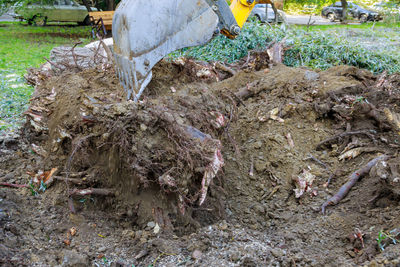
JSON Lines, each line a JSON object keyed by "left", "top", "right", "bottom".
{"left": 214, "top": 62, "right": 236, "bottom": 76}
{"left": 321, "top": 155, "right": 388, "bottom": 214}
{"left": 69, "top": 188, "right": 114, "bottom": 196}
{"left": 0, "top": 182, "right": 28, "bottom": 188}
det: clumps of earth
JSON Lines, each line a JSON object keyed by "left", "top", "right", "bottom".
{"left": 1, "top": 44, "right": 400, "bottom": 266}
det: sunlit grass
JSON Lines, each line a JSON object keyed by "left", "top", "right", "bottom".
{"left": 0, "top": 22, "right": 92, "bottom": 132}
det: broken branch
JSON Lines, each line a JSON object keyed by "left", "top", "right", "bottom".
{"left": 321, "top": 155, "right": 388, "bottom": 214}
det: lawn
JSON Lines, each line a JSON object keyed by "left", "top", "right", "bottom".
{"left": 0, "top": 22, "right": 92, "bottom": 132}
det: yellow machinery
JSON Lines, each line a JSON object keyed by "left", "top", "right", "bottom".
{"left": 112, "top": 0, "right": 272, "bottom": 101}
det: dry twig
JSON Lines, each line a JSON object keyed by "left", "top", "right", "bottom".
{"left": 306, "top": 154, "right": 329, "bottom": 169}
{"left": 70, "top": 41, "right": 83, "bottom": 71}
{"left": 323, "top": 169, "right": 338, "bottom": 188}
{"left": 0, "top": 182, "right": 28, "bottom": 188}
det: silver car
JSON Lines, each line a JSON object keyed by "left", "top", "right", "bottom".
{"left": 13, "top": 0, "right": 97, "bottom": 26}
{"left": 250, "top": 4, "right": 287, "bottom": 23}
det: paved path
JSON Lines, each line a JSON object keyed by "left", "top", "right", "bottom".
{"left": 0, "top": 10, "right": 16, "bottom": 22}
{"left": 286, "top": 15, "right": 334, "bottom": 25}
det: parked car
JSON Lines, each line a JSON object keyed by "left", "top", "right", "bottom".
{"left": 321, "top": 2, "right": 381, "bottom": 22}
{"left": 250, "top": 4, "right": 287, "bottom": 23}
{"left": 13, "top": 0, "right": 98, "bottom": 26}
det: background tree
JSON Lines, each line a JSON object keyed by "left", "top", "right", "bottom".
{"left": 340, "top": 0, "right": 348, "bottom": 22}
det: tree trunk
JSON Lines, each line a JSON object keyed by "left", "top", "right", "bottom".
{"left": 340, "top": 0, "right": 348, "bottom": 23}
{"left": 107, "top": 0, "right": 115, "bottom": 11}
{"left": 270, "top": 1, "right": 279, "bottom": 23}
{"left": 81, "top": 0, "right": 93, "bottom": 12}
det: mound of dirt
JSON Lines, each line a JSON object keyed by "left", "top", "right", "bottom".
{"left": 2, "top": 55, "right": 400, "bottom": 266}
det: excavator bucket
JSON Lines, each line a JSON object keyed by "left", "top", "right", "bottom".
{"left": 112, "top": 0, "right": 218, "bottom": 101}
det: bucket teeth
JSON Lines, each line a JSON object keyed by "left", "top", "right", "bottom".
{"left": 114, "top": 53, "right": 152, "bottom": 102}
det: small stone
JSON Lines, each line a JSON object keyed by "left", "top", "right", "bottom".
{"left": 147, "top": 221, "right": 155, "bottom": 228}
{"left": 219, "top": 221, "right": 228, "bottom": 230}
{"left": 230, "top": 252, "right": 241, "bottom": 262}
{"left": 254, "top": 140, "right": 262, "bottom": 149}
{"left": 122, "top": 229, "right": 135, "bottom": 238}
{"left": 192, "top": 249, "right": 202, "bottom": 259}
{"left": 369, "top": 260, "right": 378, "bottom": 267}
{"left": 254, "top": 160, "right": 267, "bottom": 172}
{"left": 270, "top": 248, "right": 284, "bottom": 258}
{"left": 140, "top": 124, "right": 147, "bottom": 131}
{"left": 4, "top": 173, "right": 14, "bottom": 180}
{"left": 135, "top": 230, "right": 142, "bottom": 239}
{"left": 61, "top": 250, "right": 89, "bottom": 267}
{"left": 98, "top": 246, "right": 107, "bottom": 253}
{"left": 153, "top": 223, "right": 160, "bottom": 234}
{"left": 253, "top": 204, "right": 265, "bottom": 214}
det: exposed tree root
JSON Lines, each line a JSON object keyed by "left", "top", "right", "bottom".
{"left": 321, "top": 155, "right": 389, "bottom": 214}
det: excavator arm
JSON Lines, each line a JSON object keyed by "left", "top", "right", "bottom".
{"left": 113, "top": 0, "right": 272, "bottom": 101}
{"left": 208, "top": 0, "right": 272, "bottom": 39}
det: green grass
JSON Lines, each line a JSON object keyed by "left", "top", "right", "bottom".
{"left": 0, "top": 22, "right": 92, "bottom": 132}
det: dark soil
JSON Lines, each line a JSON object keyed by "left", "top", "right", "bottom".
{"left": 1, "top": 57, "right": 400, "bottom": 266}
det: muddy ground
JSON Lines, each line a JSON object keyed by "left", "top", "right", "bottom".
{"left": 1, "top": 55, "right": 400, "bottom": 266}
